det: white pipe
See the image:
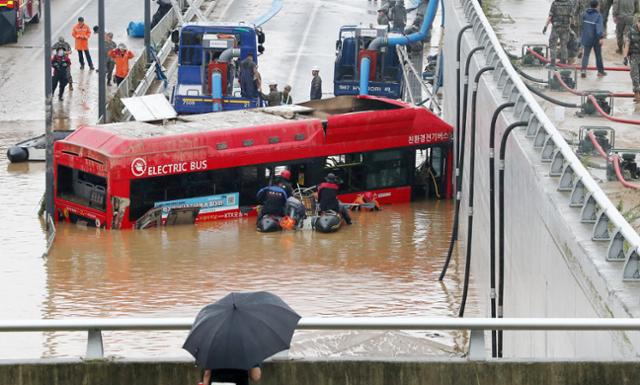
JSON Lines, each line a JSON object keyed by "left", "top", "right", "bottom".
{"left": 2, "top": 317, "right": 640, "bottom": 332}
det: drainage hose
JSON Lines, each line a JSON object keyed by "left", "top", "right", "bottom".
{"left": 525, "top": 83, "right": 580, "bottom": 108}
{"left": 497, "top": 120, "right": 530, "bottom": 358}
{"left": 489, "top": 101, "right": 515, "bottom": 357}
{"left": 588, "top": 94, "right": 640, "bottom": 125}
{"left": 587, "top": 131, "right": 640, "bottom": 189}
{"left": 526, "top": 47, "right": 630, "bottom": 72}
{"left": 439, "top": 45, "right": 485, "bottom": 281}
{"left": 459, "top": 65, "right": 495, "bottom": 318}
{"left": 514, "top": 65, "right": 548, "bottom": 83}
{"left": 455, "top": 25, "right": 473, "bottom": 171}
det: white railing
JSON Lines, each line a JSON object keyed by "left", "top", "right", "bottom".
{"left": 2, "top": 317, "right": 639, "bottom": 361}
{"left": 459, "top": 0, "right": 640, "bottom": 280}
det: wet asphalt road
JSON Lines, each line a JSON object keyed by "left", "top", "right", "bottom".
{"left": 0, "top": 0, "right": 149, "bottom": 126}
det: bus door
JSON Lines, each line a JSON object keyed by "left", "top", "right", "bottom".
{"left": 414, "top": 145, "right": 449, "bottom": 199}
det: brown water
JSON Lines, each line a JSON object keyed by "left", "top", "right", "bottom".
{"left": 1, "top": 123, "right": 469, "bottom": 358}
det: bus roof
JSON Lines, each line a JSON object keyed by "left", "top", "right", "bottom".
{"left": 58, "top": 96, "right": 452, "bottom": 160}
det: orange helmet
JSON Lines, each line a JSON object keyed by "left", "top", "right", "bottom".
{"left": 280, "top": 169, "right": 291, "bottom": 180}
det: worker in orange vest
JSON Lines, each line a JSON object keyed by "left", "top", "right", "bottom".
{"left": 71, "top": 16, "right": 94, "bottom": 70}
{"left": 108, "top": 43, "right": 135, "bottom": 85}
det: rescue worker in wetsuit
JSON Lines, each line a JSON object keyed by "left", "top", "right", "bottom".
{"left": 544, "top": 0, "right": 573, "bottom": 66}
{"left": 274, "top": 169, "right": 294, "bottom": 197}
{"left": 623, "top": 14, "right": 640, "bottom": 101}
{"left": 52, "top": 48, "right": 71, "bottom": 101}
{"left": 317, "top": 173, "right": 352, "bottom": 225}
{"left": 256, "top": 182, "right": 288, "bottom": 221}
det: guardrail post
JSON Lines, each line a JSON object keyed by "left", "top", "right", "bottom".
{"left": 541, "top": 137, "right": 556, "bottom": 162}
{"left": 468, "top": 329, "right": 487, "bottom": 360}
{"left": 607, "top": 229, "right": 626, "bottom": 261}
{"left": 557, "top": 165, "right": 575, "bottom": 191}
{"left": 580, "top": 193, "right": 598, "bottom": 223}
{"left": 86, "top": 329, "right": 104, "bottom": 360}
{"left": 550, "top": 150, "right": 565, "bottom": 176}
{"left": 623, "top": 248, "right": 640, "bottom": 281}
{"left": 592, "top": 210, "right": 611, "bottom": 241}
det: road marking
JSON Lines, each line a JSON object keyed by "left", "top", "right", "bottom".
{"left": 286, "top": 1, "right": 320, "bottom": 87}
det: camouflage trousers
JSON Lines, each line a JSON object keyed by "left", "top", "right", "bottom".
{"left": 601, "top": 0, "right": 613, "bottom": 31}
{"left": 549, "top": 27, "right": 570, "bottom": 65}
{"left": 616, "top": 15, "right": 634, "bottom": 51}
{"left": 630, "top": 54, "right": 640, "bottom": 92}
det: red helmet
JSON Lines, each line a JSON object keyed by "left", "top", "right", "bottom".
{"left": 363, "top": 192, "right": 374, "bottom": 201}
{"left": 280, "top": 169, "right": 291, "bottom": 180}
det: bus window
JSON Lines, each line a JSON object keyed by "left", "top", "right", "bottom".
{"left": 57, "top": 165, "right": 107, "bottom": 211}
{"left": 364, "top": 149, "right": 412, "bottom": 190}
{"left": 324, "top": 153, "right": 365, "bottom": 193}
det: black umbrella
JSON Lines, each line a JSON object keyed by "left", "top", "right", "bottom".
{"left": 183, "top": 291, "right": 300, "bottom": 370}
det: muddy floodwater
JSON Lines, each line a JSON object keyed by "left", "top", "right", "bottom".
{"left": 1, "top": 123, "right": 471, "bottom": 359}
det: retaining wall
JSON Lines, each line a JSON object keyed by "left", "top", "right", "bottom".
{"left": 1, "top": 359, "right": 640, "bottom": 385}
{"left": 442, "top": 0, "right": 640, "bottom": 358}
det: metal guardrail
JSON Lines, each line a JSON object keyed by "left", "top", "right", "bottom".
{"left": 1, "top": 317, "right": 638, "bottom": 361}
{"left": 459, "top": 0, "right": 640, "bottom": 280}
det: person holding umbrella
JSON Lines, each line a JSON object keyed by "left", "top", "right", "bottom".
{"left": 183, "top": 291, "right": 300, "bottom": 385}
{"left": 202, "top": 366, "right": 261, "bottom": 385}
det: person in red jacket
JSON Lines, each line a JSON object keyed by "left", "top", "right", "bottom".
{"left": 51, "top": 48, "right": 71, "bottom": 101}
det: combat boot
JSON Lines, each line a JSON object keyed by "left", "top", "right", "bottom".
{"left": 634, "top": 92, "right": 640, "bottom": 102}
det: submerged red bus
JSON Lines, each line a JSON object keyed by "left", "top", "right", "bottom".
{"left": 54, "top": 95, "right": 453, "bottom": 229}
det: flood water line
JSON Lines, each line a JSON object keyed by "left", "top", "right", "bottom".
{"left": 497, "top": 120, "right": 529, "bottom": 357}
{"left": 458, "top": 65, "right": 495, "bottom": 318}
{"left": 439, "top": 45, "right": 485, "bottom": 281}
{"left": 488, "top": 101, "right": 515, "bottom": 357}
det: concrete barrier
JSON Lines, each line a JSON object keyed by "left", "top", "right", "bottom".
{"left": 443, "top": 0, "right": 640, "bottom": 358}
{"left": 1, "top": 359, "right": 639, "bottom": 385}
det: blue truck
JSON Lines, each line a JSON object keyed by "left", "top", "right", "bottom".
{"left": 171, "top": 22, "right": 266, "bottom": 114}
{"left": 333, "top": 25, "right": 404, "bottom": 99}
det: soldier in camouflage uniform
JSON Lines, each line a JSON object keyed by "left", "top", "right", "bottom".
{"left": 544, "top": 0, "right": 573, "bottom": 66}
{"left": 601, "top": 0, "right": 614, "bottom": 31}
{"left": 623, "top": 14, "right": 640, "bottom": 101}
{"left": 612, "top": 0, "right": 639, "bottom": 54}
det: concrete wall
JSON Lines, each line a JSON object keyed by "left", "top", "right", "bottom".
{"left": 1, "top": 359, "right": 640, "bottom": 385}
{"left": 442, "top": 0, "right": 640, "bottom": 358}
